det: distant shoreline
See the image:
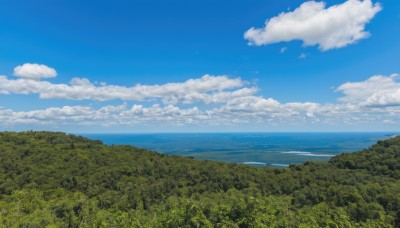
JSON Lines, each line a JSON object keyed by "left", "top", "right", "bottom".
{"left": 81, "top": 132, "right": 393, "bottom": 167}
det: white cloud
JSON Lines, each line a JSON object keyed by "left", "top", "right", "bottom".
{"left": 1, "top": 95, "right": 399, "bottom": 129}
{"left": 383, "top": 119, "right": 395, "bottom": 124}
{"left": 1, "top": 98, "right": 397, "bottom": 129}
{"left": 244, "top": 0, "right": 381, "bottom": 51}
{"left": 1, "top": 64, "right": 400, "bottom": 130}
{"left": 0, "top": 74, "right": 250, "bottom": 104}
{"left": 336, "top": 74, "right": 400, "bottom": 106}
{"left": 13, "top": 63, "right": 57, "bottom": 80}
{"left": 0, "top": 104, "right": 208, "bottom": 127}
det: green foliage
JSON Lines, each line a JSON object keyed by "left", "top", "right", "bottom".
{"left": 0, "top": 131, "right": 399, "bottom": 226}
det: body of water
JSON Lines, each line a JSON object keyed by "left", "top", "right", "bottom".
{"left": 81, "top": 132, "right": 396, "bottom": 167}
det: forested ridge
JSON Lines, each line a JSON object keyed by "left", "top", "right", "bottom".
{"left": 0, "top": 131, "right": 399, "bottom": 227}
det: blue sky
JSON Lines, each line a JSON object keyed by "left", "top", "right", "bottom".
{"left": 0, "top": 0, "right": 399, "bottom": 132}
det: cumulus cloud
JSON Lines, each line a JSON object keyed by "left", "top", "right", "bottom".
{"left": 244, "top": 0, "right": 381, "bottom": 51}
{"left": 1, "top": 98, "right": 397, "bottom": 128}
{"left": 0, "top": 74, "right": 250, "bottom": 104}
{"left": 0, "top": 104, "right": 209, "bottom": 127}
{"left": 336, "top": 74, "right": 400, "bottom": 106}
{"left": 13, "top": 63, "right": 57, "bottom": 80}
{"left": 1, "top": 64, "right": 400, "bottom": 129}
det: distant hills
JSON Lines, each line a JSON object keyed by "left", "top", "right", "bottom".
{"left": 0, "top": 131, "right": 399, "bottom": 227}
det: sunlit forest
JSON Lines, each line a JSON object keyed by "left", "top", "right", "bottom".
{"left": 0, "top": 131, "right": 399, "bottom": 227}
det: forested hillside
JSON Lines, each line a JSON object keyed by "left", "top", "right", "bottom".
{"left": 0, "top": 131, "right": 399, "bottom": 227}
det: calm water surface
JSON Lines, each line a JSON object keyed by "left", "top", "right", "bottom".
{"left": 81, "top": 132, "right": 397, "bottom": 167}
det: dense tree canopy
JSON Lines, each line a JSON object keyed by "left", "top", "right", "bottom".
{"left": 0, "top": 131, "right": 399, "bottom": 227}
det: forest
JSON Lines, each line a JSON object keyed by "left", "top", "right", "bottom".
{"left": 0, "top": 131, "right": 399, "bottom": 227}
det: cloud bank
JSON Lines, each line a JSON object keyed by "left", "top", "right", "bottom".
{"left": 0, "top": 74, "right": 251, "bottom": 104}
{"left": 244, "top": 0, "right": 381, "bottom": 51}
{"left": 1, "top": 63, "right": 400, "bottom": 129}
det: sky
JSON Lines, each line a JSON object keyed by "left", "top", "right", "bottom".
{"left": 0, "top": 0, "right": 399, "bottom": 132}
